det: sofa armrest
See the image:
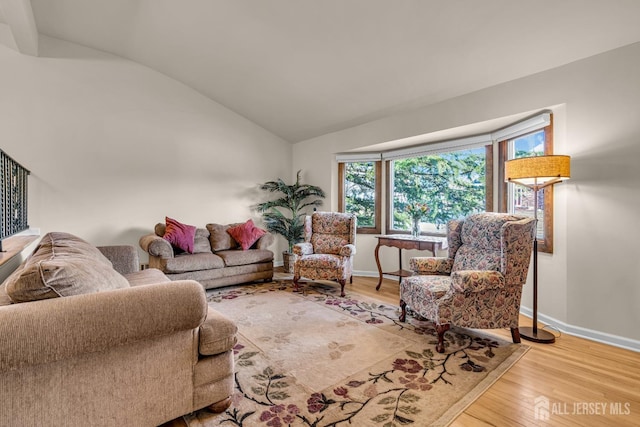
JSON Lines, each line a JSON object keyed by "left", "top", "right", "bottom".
{"left": 97, "top": 245, "right": 140, "bottom": 275}
{"left": 139, "top": 233, "right": 174, "bottom": 258}
{"left": 255, "top": 232, "right": 275, "bottom": 250}
{"left": 0, "top": 280, "right": 207, "bottom": 373}
{"left": 450, "top": 270, "right": 505, "bottom": 293}
{"left": 409, "top": 257, "right": 453, "bottom": 275}
{"left": 198, "top": 307, "right": 238, "bottom": 356}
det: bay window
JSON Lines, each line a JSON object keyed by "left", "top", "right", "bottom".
{"left": 337, "top": 111, "right": 555, "bottom": 253}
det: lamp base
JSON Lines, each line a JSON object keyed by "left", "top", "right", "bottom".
{"left": 520, "top": 326, "right": 556, "bottom": 344}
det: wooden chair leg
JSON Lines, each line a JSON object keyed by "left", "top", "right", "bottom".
{"left": 338, "top": 279, "right": 346, "bottom": 297}
{"left": 292, "top": 276, "right": 301, "bottom": 292}
{"left": 435, "top": 324, "right": 451, "bottom": 353}
{"left": 399, "top": 299, "right": 407, "bottom": 322}
{"left": 510, "top": 327, "right": 521, "bottom": 343}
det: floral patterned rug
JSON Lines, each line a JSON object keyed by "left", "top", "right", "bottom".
{"left": 184, "top": 280, "right": 528, "bottom": 427}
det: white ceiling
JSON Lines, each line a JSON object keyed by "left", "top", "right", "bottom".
{"left": 17, "top": 0, "right": 640, "bottom": 142}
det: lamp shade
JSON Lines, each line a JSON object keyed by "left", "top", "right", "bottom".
{"left": 505, "top": 155, "right": 570, "bottom": 187}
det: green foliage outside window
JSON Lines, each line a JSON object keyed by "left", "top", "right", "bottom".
{"left": 392, "top": 148, "right": 486, "bottom": 230}
{"left": 344, "top": 162, "right": 376, "bottom": 227}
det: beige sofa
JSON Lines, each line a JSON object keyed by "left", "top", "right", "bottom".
{"left": 139, "top": 222, "right": 274, "bottom": 290}
{"left": 0, "top": 232, "right": 237, "bottom": 427}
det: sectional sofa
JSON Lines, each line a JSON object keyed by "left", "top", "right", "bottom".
{"left": 0, "top": 232, "right": 238, "bottom": 426}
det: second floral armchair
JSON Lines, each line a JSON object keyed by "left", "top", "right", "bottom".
{"left": 399, "top": 212, "right": 536, "bottom": 353}
{"left": 292, "top": 212, "right": 357, "bottom": 297}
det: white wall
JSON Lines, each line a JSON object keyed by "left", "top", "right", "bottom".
{"left": 293, "top": 42, "right": 640, "bottom": 346}
{"left": 2, "top": 32, "right": 638, "bottom": 348}
{"left": 0, "top": 35, "right": 292, "bottom": 269}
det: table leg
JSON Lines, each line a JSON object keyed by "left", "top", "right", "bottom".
{"left": 397, "top": 247, "right": 403, "bottom": 284}
{"left": 375, "top": 241, "right": 383, "bottom": 290}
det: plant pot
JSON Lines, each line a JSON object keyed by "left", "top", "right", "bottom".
{"left": 282, "top": 251, "right": 297, "bottom": 274}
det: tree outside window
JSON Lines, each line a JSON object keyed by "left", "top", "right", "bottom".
{"left": 388, "top": 146, "right": 491, "bottom": 234}
{"left": 338, "top": 161, "right": 381, "bottom": 234}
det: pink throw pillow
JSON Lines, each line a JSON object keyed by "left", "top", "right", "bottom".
{"left": 227, "top": 219, "right": 266, "bottom": 251}
{"left": 163, "top": 217, "right": 197, "bottom": 254}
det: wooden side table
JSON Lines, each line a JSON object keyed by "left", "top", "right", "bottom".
{"left": 374, "top": 235, "right": 446, "bottom": 290}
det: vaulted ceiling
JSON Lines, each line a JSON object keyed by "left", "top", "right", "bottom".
{"left": 4, "top": 0, "right": 640, "bottom": 143}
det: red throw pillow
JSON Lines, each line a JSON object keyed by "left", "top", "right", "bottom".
{"left": 163, "top": 217, "right": 197, "bottom": 254}
{"left": 227, "top": 219, "right": 266, "bottom": 251}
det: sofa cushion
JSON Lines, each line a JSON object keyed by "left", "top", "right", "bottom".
{"left": 5, "top": 232, "right": 130, "bottom": 303}
{"left": 32, "top": 231, "right": 114, "bottom": 266}
{"left": 0, "top": 283, "right": 13, "bottom": 306}
{"left": 163, "top": 217, "right": 197, "bottom": 254}
{"left": 193, "top": 228, "right": 213, "bottom": 254}
{"left": 226, "top": 219, "right": 266, "bottom": 251}
{"left": 161, "top": 253, "right": 225, "bottom": 274}
{"left": 206, "top": 223, "right": 240, "bottom": 252}
{"left": 156, "top": 224, "right": 212, "bottom": 254}
{"left": 199, "top": 307, "right": 238, "bottom": 356}
{"left": 215, "top": 249, "right": 274, "bottom": 267}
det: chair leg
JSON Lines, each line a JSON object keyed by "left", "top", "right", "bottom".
{"left": 399, "top": 299, "right": 407, "bottom": 322}
{"left": 292, "top": 275, "right": 301, "bottom": 292}
{"left": 510, "top": 327, "right": 521, "bottom": 343}
{"left": 350, "top": 275, "right": 353, "bottom": 284}
{"left": 338, "top": 279, "right": 346, "bottom": 297}
{"left": 435, "top": 324, "right": 450, "bottom": 353}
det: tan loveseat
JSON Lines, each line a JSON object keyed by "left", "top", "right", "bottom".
{"left": 139, "top": 222, "right": 274, "bottom": 290}
{"left": 0, "top": 232, "right": 237, "bottom": 427}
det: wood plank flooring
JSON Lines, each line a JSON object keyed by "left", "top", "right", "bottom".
{"left": 359, "top": 275, "right": 640, "bottom": 426}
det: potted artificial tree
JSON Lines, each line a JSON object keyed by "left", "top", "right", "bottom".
{"left": 255, "top": 170, "right": 325, "bottom": 273}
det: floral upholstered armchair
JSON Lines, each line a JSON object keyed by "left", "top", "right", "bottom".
{"left": 293, "top": 212, "right": 357, "bottom": 297}
{"left": 399, "top": 212, "right": 536, "bottom": 353}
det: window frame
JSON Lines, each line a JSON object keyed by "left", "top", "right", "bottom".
{"left": 338, "top": 160, "right": 382, "bottom": 234}
{"left": 498, "top": 118, "right": 555, "bottom": 253}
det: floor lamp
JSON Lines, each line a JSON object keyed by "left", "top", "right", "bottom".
{"left": 505, "top": 155, "right": 571, "bottom": 344}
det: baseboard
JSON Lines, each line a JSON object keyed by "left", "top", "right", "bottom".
{"left": 354, "top": 269, "right": 405, "bottom": 282}
{"left": 354, "top": 269, "right": 640, "bottom": 352}
{"left": 519, "top": 306, "right": 640, "bottom": 352}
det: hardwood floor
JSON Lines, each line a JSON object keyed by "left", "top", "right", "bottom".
{"left": 354, "top": 275, "right": 640, "bottom": 426}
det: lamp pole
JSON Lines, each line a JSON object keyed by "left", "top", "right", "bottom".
{"left": 505, "top": 154, "right": 570, "bottom": 344}
{"left": 520, "top": 180, "right": 555, "bottom": 343}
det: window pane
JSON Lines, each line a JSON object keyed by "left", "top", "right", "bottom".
{"left": 344, "top": 162, "right": 376, "bottom": 228}
{"left": 391, "top": 147, "right": 487, "bottom": 232}
{"left": 510, "top": 130, "right": 545, "bottom": 239}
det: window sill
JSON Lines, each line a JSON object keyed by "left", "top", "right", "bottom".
{"left": 0, "top": 234, "right": 39, "bottom": 267}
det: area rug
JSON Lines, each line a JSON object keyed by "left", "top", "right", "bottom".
{"left": 185, "top": 280, "right": 528, "bottom": 427}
